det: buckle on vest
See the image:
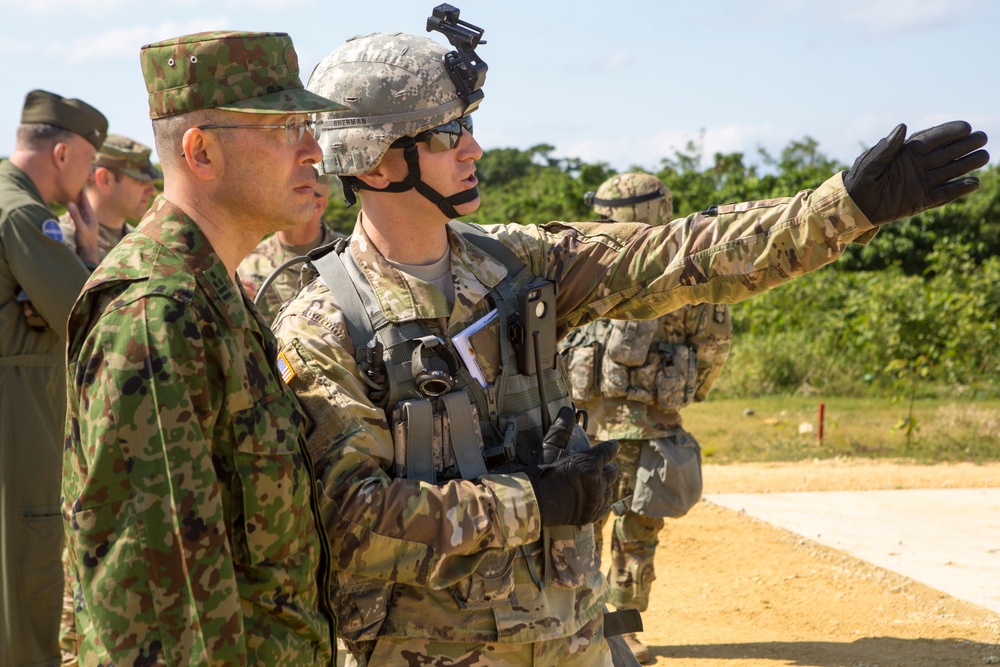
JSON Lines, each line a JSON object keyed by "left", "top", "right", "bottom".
{"left": 501, "top": 422, "right": 517, "bottom": 462}
{"left": 411, "top": 335, "right": 458, "bottom": 398}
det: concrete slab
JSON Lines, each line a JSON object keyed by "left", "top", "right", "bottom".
{"left": 706, "top": 488, "right": 1000, "bottom": 614}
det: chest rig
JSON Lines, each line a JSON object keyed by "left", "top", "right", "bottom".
{"left": 560, "top": 316, "right": 699, "bottom": 412}
{"left": 310, "top": 222, "right": 582, "bottom": 483}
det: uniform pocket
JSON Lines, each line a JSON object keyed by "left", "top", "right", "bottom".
{"left": 605, "top": 320, "right": 657, "bottom": 367}
{"left": 546, "top": 523, "right": 597, "bottom": 589}
{"left": 654, "top": 344, "right": 698, "bottom": 411}
{"left": 567, "top": 344, "right": 598, "bottom": 403}
{"left": 18, "top": 510, "right": 63, "bottom": 636}
{"left": 449, "top": 548, "right": 516, "bottom": 609}
{"left": 334, "top": 574, "right": 395, "bottom": 642}
{"left": 232, "top": 397, "right": 312, "bottom": 565}
{"left": 631, "top": 431, "right": 703, "bottom": 518}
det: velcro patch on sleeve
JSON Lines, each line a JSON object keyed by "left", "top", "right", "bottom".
{"left": 277, "top": 351, "right": 296, "bottom": 384}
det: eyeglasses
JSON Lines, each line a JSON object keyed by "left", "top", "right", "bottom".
{"left": 196, "top": 117, "right": 321, "bottom": 146}
{"left": 391, "top": 115, "right": 474, "bottom": 153}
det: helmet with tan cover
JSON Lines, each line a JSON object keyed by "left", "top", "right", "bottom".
{"left": 586, "top": 172, "right": 674, "bottom": 226}
{"left": 309, "top": 33, "right": 470, "bottom": 177}
{"left": 308, "top": 7, "right": 487, "bottom": 219}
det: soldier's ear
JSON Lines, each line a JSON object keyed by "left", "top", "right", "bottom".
{"left": 180, "top": 128, "right": 218, "bottom": 181}
{"left": 93, "top": 166, "right": 112, "bottom": 189}
{"left": 52, "top": 141, "right": 70, "bottom": 169}
{"left": 356, "top": 150, "right": 406, "bottom": 190}
{"left": 356, "top": 163, "right": 391, "bottom": 190}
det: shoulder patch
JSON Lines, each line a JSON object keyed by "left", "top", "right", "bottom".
{"left": 277, "top": 351, "right": 296, "bottom": 384}
{"left": 42, "top": 219, "right": 64, "bottom": 242}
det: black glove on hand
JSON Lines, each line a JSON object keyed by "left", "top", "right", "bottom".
{"left": 843, "top": 121, "right": 989, "bottom": 226}
{"left": 528, "top": 437, "right": 620, "bottom": 527}
{"left": 538, "top": 406, "right": 577, "bottom": 465}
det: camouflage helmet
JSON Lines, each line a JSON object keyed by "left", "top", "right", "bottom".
{"left": 588, "top": 173, "right": 673, "bottom": 226}
{"left": 308, "top": 33, "right": 471, "bottom": 176}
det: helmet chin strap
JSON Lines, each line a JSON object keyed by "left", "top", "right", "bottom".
{"left": 348, "top": 139, "right": 479, "bottom": 219}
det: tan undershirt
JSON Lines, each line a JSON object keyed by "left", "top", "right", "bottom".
{"left": 387, "top": 249, "right": 454, "bottom": 303}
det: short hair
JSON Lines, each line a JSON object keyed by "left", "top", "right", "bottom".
{"left": 151, "top": 109, "right": 215, "bottom": 170}
{"left": 15, "top": 123, "right": 76, "bottom": 152}
{"left": 101, "top": 167, "right": 124, "bottom": 184}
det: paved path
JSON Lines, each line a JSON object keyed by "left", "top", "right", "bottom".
{"left": 706, "top": 488, "right": 1000, "bottom": 614}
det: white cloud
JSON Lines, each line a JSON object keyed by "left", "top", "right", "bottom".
{"left": 839, "top": 0, "right": 969, "bottom": 36}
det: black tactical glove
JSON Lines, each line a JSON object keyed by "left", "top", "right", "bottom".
{"left": 527, "top": 433, "right": 619, "bottom": 527}
{"left": 538, "top": 406, "right": 577, "bottom": 465}
{"left": 843, "top": 121, "right": 989, "bottom": 226}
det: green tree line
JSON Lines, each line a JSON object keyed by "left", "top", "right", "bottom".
{"left": 321, "top": 138, "right": 999, "bottom": 398}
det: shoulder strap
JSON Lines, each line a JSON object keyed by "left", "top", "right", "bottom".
{"left": 450, "top": 221, "right": 526, "bottom": 277}
{"left": 309, "top": 238, "right": 377, "bottom": 349}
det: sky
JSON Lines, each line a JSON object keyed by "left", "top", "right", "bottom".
{"left": 1, "top": 0, "right": 997, "bottom": 173}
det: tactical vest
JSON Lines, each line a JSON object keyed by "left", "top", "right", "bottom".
{"left": 311, "top": 222, "right": 587, "bottom": 483}
{"left": 560, "top": 318, "right": 699, "bottom": 412}
{"left": 308, "top": 223, "right": 640, "bottom": 651}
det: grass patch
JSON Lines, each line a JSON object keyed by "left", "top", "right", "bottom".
{"left": 682, "top": 396, "right": 1000, "bottom": 464}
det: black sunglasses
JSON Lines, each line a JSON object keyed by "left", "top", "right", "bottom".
{"left": 391, "top": 115, "right": 474, "bottom": 153}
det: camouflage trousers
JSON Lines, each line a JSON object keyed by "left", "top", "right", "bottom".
{"left": 594, "top": 439, "right": 664, "bottom": 613}
{"left": 354, "top": 614, "right": 612, "bottom": 666}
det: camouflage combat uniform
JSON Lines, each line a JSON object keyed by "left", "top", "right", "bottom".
{"left": 561, "top": 172, "right": 734, "bottom": 623}
{"left": 62, "top": 197, "right": 336, "bottom": 665}
{"left": 0, "top": 159, "right": 96, "bottom": 667}
{"left": 562, "top": 304, "right": 732, "bottom": 611}
{"left": 272, "top": 171, "right": 877, "bottom": 664}
{"left": 238, "top": 224, "right": 335, "bottom": 323}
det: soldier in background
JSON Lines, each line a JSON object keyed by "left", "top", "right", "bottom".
{"left": 561, "top": 173, "right": 732, "bottom": 663}
{"left": 59, "top": 133, "right": 159, "bottom": 257}
{"left": 62, "top": 31, "right": 343, "bottom": 665}
{"left": 273, "top": 16, "right": 986, "bottom": 666}
{"left": 0, "top": 89, "right": 106, "bottom": 667}
{"left": 239, "top": 171, "right": 342, "bottom": 323}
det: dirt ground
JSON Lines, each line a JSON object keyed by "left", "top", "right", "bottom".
{"left": 615, "top": 459, "right": 1000, "bottom": 667}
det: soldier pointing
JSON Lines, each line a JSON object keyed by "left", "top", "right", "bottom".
{"left": 273, "top": 6, "right": 988, "bottom": 666}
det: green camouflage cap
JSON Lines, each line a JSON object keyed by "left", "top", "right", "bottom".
{"left": 308, "top": 33, "right": 472, "bottom": 176}
{"left": 93, "top": 133, "right": 162, "bottom": 182}
{"left": 590, "top": 173, "right": 674, "bottom": 226}
{"left": 20, "top": 89, "right": 108, "bottom": 150}
{"left": 140, "top": 31, "right": 347, "bottom": 119}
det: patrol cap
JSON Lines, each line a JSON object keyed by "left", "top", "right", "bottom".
{"left": 93, "top": 134, "right": 162, "bottom": 182}
{"left": 140, "top": 30, "right": 348, "bottom": 119}
{"left": 20, "top": 89, "right": 108, "bottom": 150}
